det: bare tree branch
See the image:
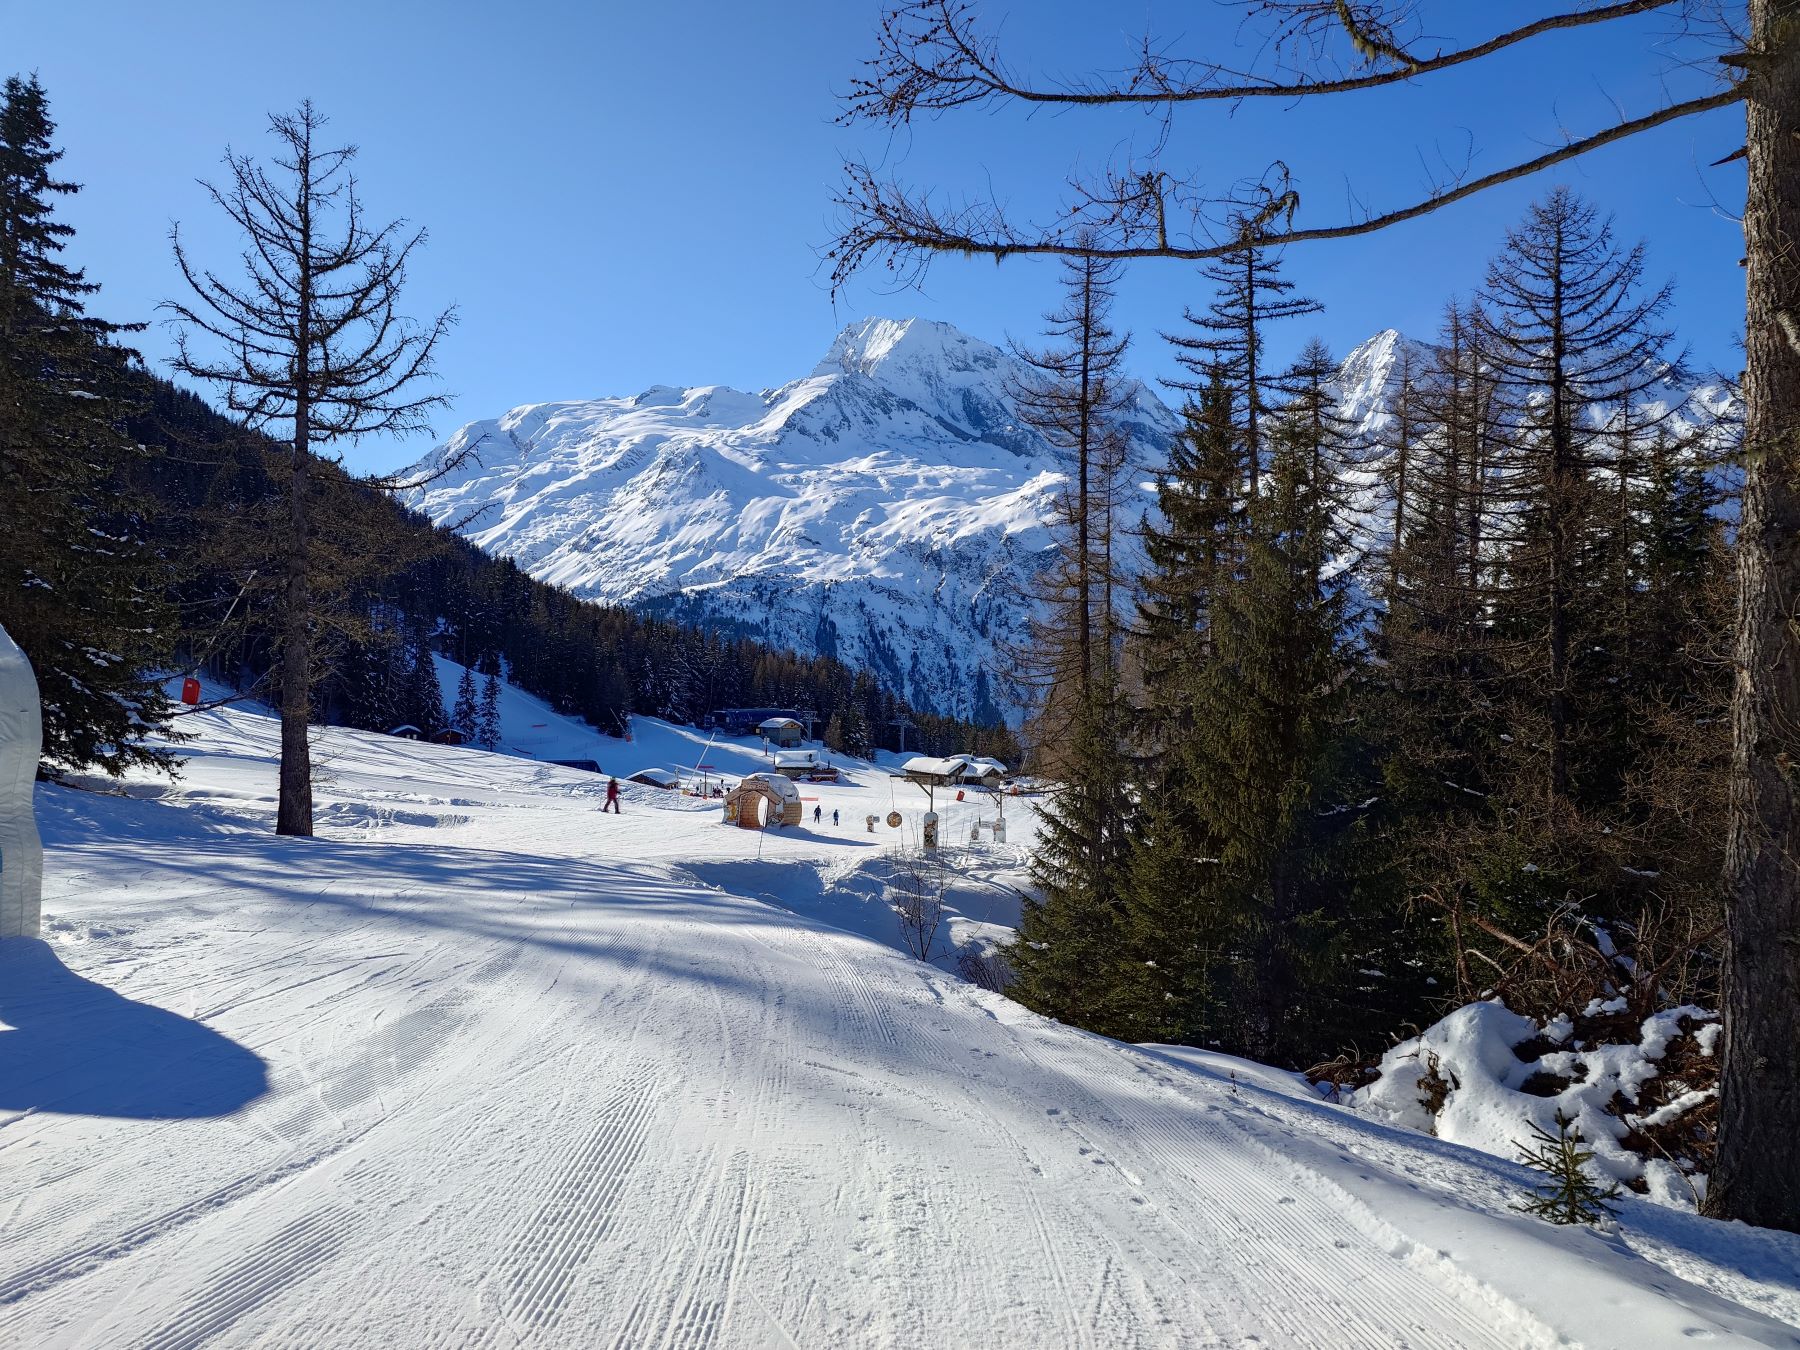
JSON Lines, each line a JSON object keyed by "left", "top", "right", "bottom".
{"left": 842, "top": 0, "right": 1685, "bottom": 121}
{"left": 830, "top": 85, "right": 1743, "bottom": 290}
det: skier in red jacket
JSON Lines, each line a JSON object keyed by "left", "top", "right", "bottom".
{"left": 604, "top": 778, "right": 621, "bottom": 813}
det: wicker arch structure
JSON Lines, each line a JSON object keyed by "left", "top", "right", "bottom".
{"left": 722, "top": 773, "right": 803, "bottom": 829}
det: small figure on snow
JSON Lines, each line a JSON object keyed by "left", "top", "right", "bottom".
{"left": 832, "top": 809, "right": 839, "bottom": 827}
{"left": 604, "top": 777, "right": 622, "bottom": 814}
{"left": 813, "top": 804, "right": 822, "bottom": 824}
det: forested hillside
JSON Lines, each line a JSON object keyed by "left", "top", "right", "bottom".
{"left": 128, "top": 377, "right": 1017, "bottom": 765}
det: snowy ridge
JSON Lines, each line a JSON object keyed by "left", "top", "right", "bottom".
{"left": 404, "top": 318, "right": 1179, "bottom": 723}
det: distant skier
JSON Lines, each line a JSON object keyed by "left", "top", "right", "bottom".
{"left": 604, "top": 777, "right": 622, "bottom": 814}
{"left": 832, "top": 808, "right": 839, "bottom": 827}
{"left": 813, "top": 804, "right": 822, "bottom": 824}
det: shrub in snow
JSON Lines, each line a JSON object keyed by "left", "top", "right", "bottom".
{"left": 886, "top": 849, "right": 947, "bottom": 962}
{"left": 1343, "top": 998, "right": 1718, "bottom": 1209}
{"left": 1514, "top": 1112, "right": 1623, "bottom": 1225}
{"left": 956, "top": 943, "right": 1011, "bottom": 993}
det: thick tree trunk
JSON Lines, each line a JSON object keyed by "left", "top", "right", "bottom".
{"left": 1711, "top": 0, "right": 1800, "bottom": 1233}
{"left": 277, "top": 167, "right": 316, "bottom": 841}
{"left": 275, "top": 418, "right": 313, "bottom": 838}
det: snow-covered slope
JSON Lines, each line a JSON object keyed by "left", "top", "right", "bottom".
{"left": 404, "top": 318, "right": 1180, "bottom": 723}
{"left": 7, "top": 696, "right": 1800, "bottom": 1346}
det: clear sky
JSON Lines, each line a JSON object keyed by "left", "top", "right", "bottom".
{"left": 5, "top": 0, "right": 1748, "bottom": 472}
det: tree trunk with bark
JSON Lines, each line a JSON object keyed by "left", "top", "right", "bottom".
{"left": 277, "top": 408, "right": 313, "bottom": 837}
{"left": 1712, "top": 0, "right": 1800, "bottom": 1233}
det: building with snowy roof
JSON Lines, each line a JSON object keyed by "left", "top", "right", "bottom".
{"left": 900, "top": 754, "right": 1008, "bottom": 789}
{"left": 628, "top": 767, "right": 680, "bottom": 790}
{"left": 757, "top": 716, "right": 804, "bottom": 748}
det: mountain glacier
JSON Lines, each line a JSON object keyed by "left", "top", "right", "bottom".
{"left": 403, "top": 317, "right": 1190, "bottom": 721}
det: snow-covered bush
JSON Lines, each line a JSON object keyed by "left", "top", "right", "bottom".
{"left": 1341, "top": 998, "right": 1718, "bottom": 1209}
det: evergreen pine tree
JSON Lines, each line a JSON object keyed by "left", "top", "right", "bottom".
{"left": 477, "top": 660, "right": 502, "bottom": 749}
{"left": 403, "top": 624, "right": 445, "bottom": 735}
{"left": 1368, "top": 339, "right": 1429, "bottom": 604}
{"left": 1115, "top": 371, "right": 1243, "bottom": 1042}
{"left": 452, "top": 663, "right": 479, "bottom": 737}
{"left": 1177, "top": 369, "right": 1359, "bottom": 1064}
{"left": 1514, "top": 1113, "right": 1622, "bottom": 1225}
{"left": 0, "top": 74, "right": 178, "bottom": 773}
{"left": 1164, "top": 239, "right": 1322, "bottom": 492}
{"left": 166, "top": 102, "right": 454, "bottom": 835}
{"left": 1135, "top": 372, "right": 1240, "bottom": 699}
{"left": 1004, "top": 252, "right": 1138, "bottom": 1032}
{"left": 1477, "top": 187, "right": 1680, "bottom": 813}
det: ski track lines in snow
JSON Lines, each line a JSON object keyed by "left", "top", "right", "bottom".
{"left": 6, "top": 708, "right": 1800, "bottom": 1347}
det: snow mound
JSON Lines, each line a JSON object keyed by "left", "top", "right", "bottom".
{"left": 1348, "top": 999, "right": 1719, "bottom": 1209}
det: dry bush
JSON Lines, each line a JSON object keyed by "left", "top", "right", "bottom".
{"left": 887, "top": 848, "right": 947, "bottom": 962}
{"left": 956, "top": 944, "right": 1012, "bottom": 993}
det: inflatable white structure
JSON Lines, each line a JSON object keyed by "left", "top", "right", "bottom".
{"left": 0, "top": 624, "right": 43, "bottom": 939}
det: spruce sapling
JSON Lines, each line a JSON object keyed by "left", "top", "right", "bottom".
{"left": 1514, "top": 1111, "right": 1622, "bottom": 1225}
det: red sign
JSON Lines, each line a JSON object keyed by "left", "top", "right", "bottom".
{"left": 180, "top": 677, "right": 201, "bottom": 706}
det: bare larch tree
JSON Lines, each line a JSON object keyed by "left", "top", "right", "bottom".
{"left": 166, "top": 101, "right": 456, "bottom": 838}
{"left": 832, "top": 1, "right": 1796, "bottom": 1232}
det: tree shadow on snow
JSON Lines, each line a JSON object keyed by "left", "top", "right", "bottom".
{"left": 0, "top": 939, "right": 268, "bottom": 1119}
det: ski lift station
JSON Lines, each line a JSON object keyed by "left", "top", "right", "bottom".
{"left": 899, "top": 754, "right": 1008, "bottom": 792}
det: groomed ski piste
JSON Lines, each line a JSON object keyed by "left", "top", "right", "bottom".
{"left": 3, "top": 671, "right": 1798, "bottom": 1348}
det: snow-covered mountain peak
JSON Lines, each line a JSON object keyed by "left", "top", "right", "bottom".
{"left": 404, "top": 319, "right": 1180, "bottom": 723}
{"left": 808, "top": 316, "right": 1029, "bottom": 451}
{"left": 814, "top": 316, "right": 1005, "bottom": 384}
{"left": 1335, "top": 328, "right": 1407, "bottom": 430}
{"left": 423, "top": 319, "right": 1606, "bottom": 722}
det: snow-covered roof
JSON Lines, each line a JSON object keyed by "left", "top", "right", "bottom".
{"left": 758, "top": 716, "right": 803, "bottom": 732}
{"left": 772, "top": 749, "right": 818, "bottom": 766}
{"left": 900, "top": 755, "right": 969, "bottom": 780}
{"left": 740, "top": 772, "right": 801, "bottom": 802}
{"left": 902, "top": 754, "right": 1006, "bottom": 784}
{"left": 389, "top": 724, "right": 423, "bottom": 735}
{"left": 628, "top": 767, "right": 679, "bottom": 786}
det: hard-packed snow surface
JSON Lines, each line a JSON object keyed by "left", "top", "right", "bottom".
{"left": 402, "top": 317, "right": 1182, "bottom": 722}
{"left": 6, "top": 698, "right": 1800, "bottom": 1347}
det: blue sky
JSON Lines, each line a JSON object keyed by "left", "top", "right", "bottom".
{"left": 6, "top": 0, "right": 1747, "bottom": 472}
